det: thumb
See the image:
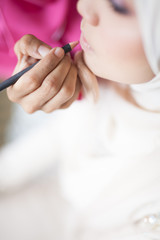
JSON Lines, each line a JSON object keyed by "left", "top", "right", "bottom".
{"left": 74, "top": 51, "right": 99, "bottom": 103}
{"left": 14, "top": 34, "right": 52, "bottom": 60}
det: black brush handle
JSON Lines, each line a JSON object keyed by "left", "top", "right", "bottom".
{"left": 0, "top": 62, "right": 38, "bottom": 91}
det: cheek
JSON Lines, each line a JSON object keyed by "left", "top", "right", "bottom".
{"left": 105, "top": 34, "right": 154, "bottom": 83}
{"left": 99, "top": 18, "right": 143, "bottom": 58}
{"left": 86, "top": 25, "right": 154, "bottom": 84}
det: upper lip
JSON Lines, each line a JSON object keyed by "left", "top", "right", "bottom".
{"left": 80, "top": 21, "right": 93, "bottom": 51}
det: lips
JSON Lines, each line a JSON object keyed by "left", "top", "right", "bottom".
{"left": 80, "top": 33, "right": 93, "bottom": 52}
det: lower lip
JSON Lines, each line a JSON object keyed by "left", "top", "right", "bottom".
{"left": 80, "top": 34, "right": 93, "bottom": 52}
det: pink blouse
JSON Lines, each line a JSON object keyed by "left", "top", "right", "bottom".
{"left": 0, "top": 0, "right": 81, "bottom": 77}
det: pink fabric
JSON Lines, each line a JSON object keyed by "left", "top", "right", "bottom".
{"left": 0, "top": 0, "right": 81, "bottom": 77}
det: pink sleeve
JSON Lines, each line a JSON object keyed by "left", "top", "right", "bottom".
{"left": 0, "top": 0, "right": 81, "bottom": 77}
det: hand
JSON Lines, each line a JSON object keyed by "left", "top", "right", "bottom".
{"left": 7, "top": 34, "right": 81, "bottom": 113}
{"left": 74, "top": 50, "right": 99, "bottom": 103}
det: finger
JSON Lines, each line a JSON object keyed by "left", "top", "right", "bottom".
{"left": 41, "top": 64, "right": 77, "bottom": 113}
{"left": 60, "top": 76, "right": 82, "bottom": 109}
{"left": 74, "top": 50, "right": 99, "bottom": 102}
{"left": 13, "top": 35, "right": 52, "bottom": 76}
{"left": 9, "top": 47, "right": 65, "bottom": 100}
{"left": 14, "top": 34, "right": 52, "bottom": 60}
{"left": 19, "top": 55, "right": 72, "bottom": 113}
{"left": 12, "top": 56, "right": 38, "bottom": 75}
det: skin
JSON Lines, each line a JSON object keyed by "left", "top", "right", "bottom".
{"left": 7, "top": 0, "right": 155, "bottom": 113}
{"left": 7, "top": 35, "right": 81, "bottom": 113}
{"left": 77, "top": 0, "right": 155, "bottom": 84}
{"left": 7, "top": 35, "right": 98, "bottom": 114}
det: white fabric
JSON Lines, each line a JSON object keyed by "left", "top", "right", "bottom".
{"left": 0, "top": 84, "right": 160, "bottom": 239}
{"left": 1, "top": 1, "right": 160, "bottom": 239}
{"left": 131, "top": 0, "right": 160, "bottom": 111}
{"left": 135, "top": 0, "right": 160, "bottom": 75}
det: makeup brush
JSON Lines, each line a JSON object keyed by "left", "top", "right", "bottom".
{"left": 0, "top": 41, "right": 79, "bottom": 92}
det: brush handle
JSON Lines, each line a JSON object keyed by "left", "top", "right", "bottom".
{"left": 0, "top": 62, "right": 39, "bottom": 91}
{"left": 0, "top": 43, "right": 72, "bottom": 92}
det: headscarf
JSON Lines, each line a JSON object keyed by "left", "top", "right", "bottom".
{"left": 130, "top": 0, "right": 160, "bottom": 111}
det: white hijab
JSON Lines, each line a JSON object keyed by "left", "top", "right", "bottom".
{"left": 130, "top": 0, "right": 160, "bottom": 111}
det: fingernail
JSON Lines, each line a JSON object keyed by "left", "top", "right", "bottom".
{"left": 38, "top": 45, "right": 50, "bottom": 57}
{"left": 54, "top": 47, "right": 64, "bottom": 58}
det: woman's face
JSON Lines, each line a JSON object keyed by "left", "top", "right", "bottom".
{"left": 77, "top": 0, "right": 155, "bottom": 84}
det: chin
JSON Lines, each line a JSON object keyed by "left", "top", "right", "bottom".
{"left": 83, "top": 53, "right": 103, "bottom": 78}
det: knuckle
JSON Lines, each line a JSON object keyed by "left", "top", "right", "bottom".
{"left": 61, "top": 102, "right": 72, "bottom": 109}
{"left": 20, "top": 34, "right": 36, "bottom": 55}
{"left": 7, "top": 88, "right": 18, "bottom": 102}
{"left": 43, "top": 77, "right": 58, "bottom": 93}
{"left": 27, "top": 74, "right": 40, "bottom": 90}
{"left": 14, "top": 34, "right": 34, "bottom": 55}
{"left": 43, "top": 108, "right": 51, "bottom": 113}
{"left": 21, "top": 34, "right": 35, "bottom": 44}
{"left": 7, "top": 92, "right": 17, "bottom": 103}
{"left": 62, "top": 85, "right": 74, "bottom": 99}
{"left": 24, "top": 104, "right": 37, "bottom": 114}
{"left": 41, "top": 55, "right": 57, "bottom": 70}
{"left": 43, "top": 106, "right": 56, "bottom": 114}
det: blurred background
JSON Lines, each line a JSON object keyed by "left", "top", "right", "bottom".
{"left": 0, "top": 1, "right": 81, "bottom": 239}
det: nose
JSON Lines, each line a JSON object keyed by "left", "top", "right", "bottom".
{"left": 77, "top": 0, "right": 99, "bottom": 26}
